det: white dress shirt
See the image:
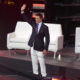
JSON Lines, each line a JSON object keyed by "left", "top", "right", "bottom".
{"left": 37, "top": 22, "right": 42, "bottom": 33}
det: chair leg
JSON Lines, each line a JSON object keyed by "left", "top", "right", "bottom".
{"left": 53, "top": 52, "right": 56, "bottom": 59}
{"left": 8, "top": 49, "right": 11, "bottom": 55}
{"left": 14, "top": 49, "right": 16, "bottom": 54}
{"left": 58, "top": 54, "right": 61, "bottom": 61}
{"left": 27, "top": 50, "right": 29, "bottom": 57}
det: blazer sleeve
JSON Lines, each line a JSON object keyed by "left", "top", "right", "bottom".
{"left": 44, "top": 26, "right": 50, "bottom": 50}
{"left": 21, "top": 12, "right": 34, "bottom": 26}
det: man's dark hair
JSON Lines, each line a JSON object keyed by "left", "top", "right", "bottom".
{"left": 35, "top": 13, "right": 43, "bottom": 19}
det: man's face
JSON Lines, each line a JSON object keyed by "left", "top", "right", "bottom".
{"left": 35, "top": 16, "right": 42, "bottom": 23}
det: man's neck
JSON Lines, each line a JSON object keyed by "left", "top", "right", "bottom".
{"left": 37, "top": 22, "right": 42, "bottom": 24}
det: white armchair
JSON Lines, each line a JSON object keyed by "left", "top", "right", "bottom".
{"left": 75, "top": 27, "right": 80, "bottom": 53}
{"left": 7, "top": 21, "right": 32, "bottom": 55}
{"left": 45, "top": 23, "right": 64, "bottom": 59}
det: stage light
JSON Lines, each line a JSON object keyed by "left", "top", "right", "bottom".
{"left": 42, "top": 76, "right": 61, "bottom": 80}
{"left": 52, "top": 77, "right": 61, "bottom": 80}
{"left": 8, "top": 0, "right": 15, "bottom": 5}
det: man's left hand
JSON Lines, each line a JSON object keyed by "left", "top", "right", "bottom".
{"left": 43, "top": 50, "right": 47, "bottom": 55}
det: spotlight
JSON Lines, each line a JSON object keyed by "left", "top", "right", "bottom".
{"left": 52, "top": 77, "right": 61, "bottom": 80}
{"left": 42, "top": 76, "right": 62, "bottom": 80}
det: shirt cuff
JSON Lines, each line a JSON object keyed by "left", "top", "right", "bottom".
{"left": 21, "top": 11, "right": 24, "bottom": 14}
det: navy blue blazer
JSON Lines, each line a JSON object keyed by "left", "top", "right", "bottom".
{"left": 21, "top": 13, "right": 50, "bottom": 51}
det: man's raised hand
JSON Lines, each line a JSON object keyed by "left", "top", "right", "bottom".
{"left": 21, "top": 4, "right": 27, "bottom": 11}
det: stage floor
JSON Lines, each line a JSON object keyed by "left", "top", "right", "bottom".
{"left": 0, "top": 47, "right": 80, "bottom": 80}
{"left": 0, "top": 47, "right": 80, "bottom": 70}
{"left": 0, "top": 75, "right": 29, "bottom": 80}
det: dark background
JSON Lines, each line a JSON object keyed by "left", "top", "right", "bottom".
{"left": 0, "top": 0, "right": 80, "bottom": 49}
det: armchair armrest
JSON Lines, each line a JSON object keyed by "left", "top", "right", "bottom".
{"left": 8, "top": 32, "right": 16, "bottom": 38}
{"left": 48, "top": 35, "right": 64, "bottom": 52}
{"left": 7, "top": 32, "right": 17, "bottom": 49}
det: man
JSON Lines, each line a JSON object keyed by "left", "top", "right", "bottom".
{"left": 21, "top": 4, "right": 50, "bottom": 78}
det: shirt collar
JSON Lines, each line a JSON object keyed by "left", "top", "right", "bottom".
{"left": 39, "top": 22, "right": 42, "bottom": 25}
